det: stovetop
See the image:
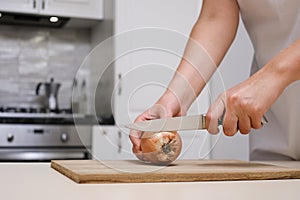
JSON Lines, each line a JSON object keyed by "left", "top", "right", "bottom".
{"left": 0, "top": 106, "right": 115, "bottom": 125}
{"left": 0, "top": 106, "right": 96, "bottom": 125}
{"left": 0, "top": 106, "right": 72, "bottom": 114}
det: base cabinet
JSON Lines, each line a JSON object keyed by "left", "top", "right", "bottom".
{"left": 178, "top": 130, "right": 211, "bottom": 160}
{"left": 92, "top": 126, "right": 135, "bottom": 160}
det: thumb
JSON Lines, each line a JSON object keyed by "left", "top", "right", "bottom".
{"left": 206, "top": 94, "right": 225, "bottom": 134}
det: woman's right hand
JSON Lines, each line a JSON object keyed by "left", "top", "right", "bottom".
{"left": 129, "top": 93, "right": 184, "bottom": 161}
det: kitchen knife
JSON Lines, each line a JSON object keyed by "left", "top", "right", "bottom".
{"left": 124, "top": 114, "right": 268, "bottom": 132}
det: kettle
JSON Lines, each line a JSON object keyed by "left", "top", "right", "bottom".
{"left": 36, "top": 78, "right": 61, "bottom": 112}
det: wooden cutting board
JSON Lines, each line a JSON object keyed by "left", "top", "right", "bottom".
{"left": 51, "top": 159, "right": 300, "bottom": 184}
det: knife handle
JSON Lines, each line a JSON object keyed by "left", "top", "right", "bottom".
{"left": 217, "top": 111, "right": 225, "bottom": 126}
{"left": 216, "top": 113, "right": 268, "bottom": 126}
{"left": 261, "top": 115, "right": 269, "bottom": 125}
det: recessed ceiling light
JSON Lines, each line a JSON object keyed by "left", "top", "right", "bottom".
{"left": 0, "top": 13, "right": 2, "bottom": 18}
{"left": 49, "top": 16, "right": 59, "bottom": 23}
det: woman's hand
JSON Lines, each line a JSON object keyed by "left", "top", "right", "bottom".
{"left": 206, "top": 62, "right": 288, "bottom": 136}
{"left": 206, "top": 37, "right": 300, "bottom": 136}
{"left": 129, "top": 92, "right": 184, "bottom": 161}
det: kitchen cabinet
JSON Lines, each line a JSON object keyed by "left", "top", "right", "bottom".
{"left": 111, "top": 0, "right": 211, "bottom": 160}
{"left": 92, "top": 125, "right": 136, "bottom": 160}
{"left": 178, "top": 130, "right": 211, "bottom": 160}
{"left": 40, "top": 0, "right": 103, "bottom": 19}
{"left": 92, "top": 126, "right": 210, "bottom": 160}
{"left": 113, "top": 0, "right": 209, "bottom": 125}
{"left": 90, "top": 0, "right": 251, "bottom": 162}
{"left": 0, "top": 0, "right": 37, "bottom": 14}
{"left": 0, "top": 0, "right": 103, "bottom": 20}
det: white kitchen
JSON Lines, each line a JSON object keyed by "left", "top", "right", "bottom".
{"left": 0, "top": 0, "right": 300, "bottom": 199}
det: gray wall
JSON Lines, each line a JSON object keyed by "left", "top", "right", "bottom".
{"left": 0, "top": 26, "right": 91, "bottom": 110}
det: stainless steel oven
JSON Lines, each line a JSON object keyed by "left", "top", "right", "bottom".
{"left": 0, "top": 109, "right": 95, "bottom": 162}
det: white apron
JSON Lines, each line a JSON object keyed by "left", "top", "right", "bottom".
{"left": 237, "top": 0, "right": 300, "bottom": 160}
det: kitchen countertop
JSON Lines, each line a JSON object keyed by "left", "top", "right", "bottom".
{"left": 1, "top": 161, "right": 300, "bottom": 200}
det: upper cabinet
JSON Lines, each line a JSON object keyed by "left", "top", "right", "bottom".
{"left": 0, "top": 0, "right": 38, "bottom": 14}
{"left": 0, "top": 0, "right": 103, "bottom": 20}
{"left": 113, "top": 0, "right": 208, "bottom": 125}
{"left": 40, "top": 0, "right": 103, "bottom": 19}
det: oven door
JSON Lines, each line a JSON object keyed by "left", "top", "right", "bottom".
{"left": 0, "top": 124, "right": 92, "bottom": 161}
{"left": 0, "top": 148, "right": 91, "bottom": 161}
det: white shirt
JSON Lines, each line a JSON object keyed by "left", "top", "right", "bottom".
{"left": 237, "top": 0, "right": 300, "bottom": 160}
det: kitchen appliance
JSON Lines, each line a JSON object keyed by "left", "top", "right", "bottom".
{"left": 0, "top": 12, "right": 69, "bottom": 28}
{"left": 0, "top": 106, "right": 96, "bottom": 161}
{"left": 36, "top": 78, "right": 61, "bottom": 113}
{"left": 125, "top": 114, "right": 268, "bottom": 132}
{"left": 0, "top": 12, "right": 101, "bottom": 28}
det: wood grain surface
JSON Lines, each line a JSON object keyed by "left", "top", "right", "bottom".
{"left": 51, "top": 159, "right": 300, "bottom": 184}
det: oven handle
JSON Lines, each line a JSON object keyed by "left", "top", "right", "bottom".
{"left": 0, "top": 151, "right": 90, "bottom": 161}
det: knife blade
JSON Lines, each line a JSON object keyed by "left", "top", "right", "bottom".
{"left": 124, "top": 114, "right": 268, "bottom": 132}
{"left": 124, "top": 114, "right": 222, "bottom": 132}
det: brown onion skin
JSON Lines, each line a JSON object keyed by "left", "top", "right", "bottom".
{"left": 140, "top": 131, "right": 182, "bottom": 165}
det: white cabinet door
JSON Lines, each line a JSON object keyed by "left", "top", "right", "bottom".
{"left": 112, "top": 0, "right": 213, "bottom": 160}
{"left": 178, "top": 130, "right": 211, "bottom": 160}
{"left": 92, "top": 126, "right": 136, "bottom": 160}
{"left": 0, "top": 0, "right": 37, "bottom": 14}
{"left": 39, "top": 0, "right": 103, "bottom": 19}
{"left": 113, "top": 0, "right": 205, "bottom": 126}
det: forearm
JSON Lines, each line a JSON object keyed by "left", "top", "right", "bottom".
{"left": 259, "top": 37, "right": 300, "bottom": 93}
{"left": 162, "top": 0, "right": 240, "bottom": 114}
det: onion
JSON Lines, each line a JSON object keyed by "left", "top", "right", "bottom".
{"left": 140, "top": 131, "right": 182, "bottom": 165}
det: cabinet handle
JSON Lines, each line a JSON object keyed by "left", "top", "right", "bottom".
{"left": 117, "top": 131, "right": 122, "bottom": 153}
{"left": 117, "top": 74, "right": 122, "bottom": 95}
{"left": 42, "top": 0, "right": 45, "bottom": 9}
{"left": 33, "top": 0, "right": 36, "bottom": 9}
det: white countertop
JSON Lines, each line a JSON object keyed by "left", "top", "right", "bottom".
{"left": 1, "top": 161, "right": 300, "bottom": 200}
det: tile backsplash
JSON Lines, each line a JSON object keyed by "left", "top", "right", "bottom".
{"left": 0, "top": 26, "right": 91, "bottom": 110}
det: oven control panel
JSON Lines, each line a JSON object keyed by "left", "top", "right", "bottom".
{"left": 0, "top": 125, "right": 92, "bottom": 147}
